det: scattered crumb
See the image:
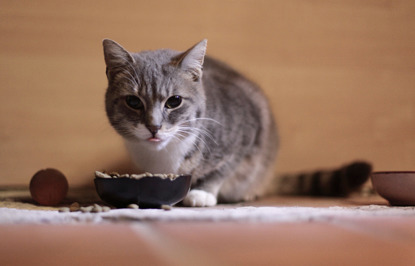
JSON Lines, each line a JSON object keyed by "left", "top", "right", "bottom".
{"left": 58, "top": 207, "right": 70, "bottom": 213}
{"left": 69, "top": 202, "right": 80, "bottom": 212}
{"left": 127, "top": 203, "right": 139, "bottom": 209}
{"left": 161, "top": 204, "right": 172, "bottom": 211}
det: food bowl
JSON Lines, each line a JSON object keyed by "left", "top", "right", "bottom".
{"left": 371, "top": 171, "right": 415, "bottom": 206}
{"left": 94, "top": 172, "right": 192, "bottom": 208}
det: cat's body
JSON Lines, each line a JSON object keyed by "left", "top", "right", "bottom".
{"left": 124, "top": 55, "right": 278, "bottom": 204}
{"left": 103, "top": 39, "right": 371, "bottom": 207}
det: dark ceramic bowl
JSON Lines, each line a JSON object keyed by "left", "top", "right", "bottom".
{"left": 94, "top": 174, "right": 192, "bottom": 208}
{"left": 371, "top": 171, "right": 415, "bottom": 206}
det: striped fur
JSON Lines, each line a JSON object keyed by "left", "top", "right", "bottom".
{"left": 103, "top": 39, "right": 371, "bottom": 207}
{"left": 276, "top": 161, "right": 372, "bottom": 197}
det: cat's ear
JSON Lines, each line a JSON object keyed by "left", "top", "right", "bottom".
{"left": 173, "top": 39, "right": 207, "bottom": 82}
{"left": 103, "top": 39, "right": 134, "bottom": 68}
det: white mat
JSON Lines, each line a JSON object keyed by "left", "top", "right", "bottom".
{"left": 2, "top": 205, "right": 415, "bottom": 224}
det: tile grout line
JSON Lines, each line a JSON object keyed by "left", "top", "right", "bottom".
{"left": 130, "top": 223, "right": 225, "bottom": 266}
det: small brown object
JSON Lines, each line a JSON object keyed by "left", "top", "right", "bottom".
{"left": 69, "top": 202, "right": 80, "bottom": 212}
{"left": 29, "top": 168, "right": 69, "bottom": 206}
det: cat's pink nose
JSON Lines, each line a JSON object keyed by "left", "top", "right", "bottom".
{"left": 146, "top": 125, "right": 161, "bottom": 135}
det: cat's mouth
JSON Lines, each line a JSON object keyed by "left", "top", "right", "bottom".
{"left": 131, "top": 126, "right": 172, "bottom": 147}
{"left": 144, "top": 135, "right": 172, "bottom": 150}
{"left": 147, "top": 137, "right": 161, "bottom": 142}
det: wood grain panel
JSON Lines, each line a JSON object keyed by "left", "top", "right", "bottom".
{"left": 0, "top": 0, "right": 414, "bottom": 186}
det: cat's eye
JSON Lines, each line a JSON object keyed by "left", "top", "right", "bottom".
{"left": 165, "top": 95, "right": 182, "bottom": 109}
{"left": 125, "top": 95, "right": 144, "bottom": 110}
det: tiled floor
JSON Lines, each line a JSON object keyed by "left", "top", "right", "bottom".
{"left": 2, "top": 219, "right": 415, "bottom": 265}
{"left": 2, "top": 195, "right": 415, "bottom": 265}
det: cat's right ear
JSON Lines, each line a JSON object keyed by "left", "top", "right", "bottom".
{"left": 103, "top": 39, "right": 134, "bottom": 69}
{"left": 173, "top": 39, "right": 207, "bottom": 82}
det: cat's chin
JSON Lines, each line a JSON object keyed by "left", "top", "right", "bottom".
{"left": 134, "top": 136, "right": 171, "bottom": 151}
{"left": 145, "top": 139, "right": 167, "bottom": 150}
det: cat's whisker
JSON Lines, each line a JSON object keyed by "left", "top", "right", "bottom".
{"left": 191, "top": 126, "right": 216, "bottom": 139}
{"left": 177, "top": 117, "right": 222, "bottom": 127}
{"left": 193, "top": 117, "right": 222, "bottom": 125}
{"left": 175, "top": 128, "right": 201, "bottom": 143}
{"left": 175, "top": 120, "right": 216, "bottom": 134}
{"left": 172, "top": 131, "right": 187, "bottom": 141}
{"left": 175, "top": 118, "right": 220, "bottom": 146}
{"left": 175, "top": 127, "right": 200, "bottom": 141}
{"left": 177, "top": 126, "right": 218, "bottom": 146}
{"left": 175, "top": 128, "right": 213, "bottom": 154}
{"left": 170, "top": 134, "right": 185, "bottom": 144}
{"left": 175, "top": 130, "right": 207, "bottom": 156}
{"left": 170, "top": 130, "right": 206, "bottom": 157}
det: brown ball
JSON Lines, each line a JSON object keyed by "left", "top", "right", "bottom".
{"left": 30, "top": 168, "right": 69, "bottom": 206}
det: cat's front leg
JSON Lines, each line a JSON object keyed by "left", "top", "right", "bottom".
{"left": 182, "top": 189, "right": 217, "bottom": 207}
{"left": 182, "top": 171, "right": 223, "bottom": 207}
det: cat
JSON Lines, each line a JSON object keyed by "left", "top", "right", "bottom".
{"left": 102, "top": 39, "right": 372, "bottom": 207}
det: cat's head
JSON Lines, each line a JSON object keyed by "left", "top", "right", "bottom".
{"left": 103, "top": 39, "right": 207, "bottom": 150}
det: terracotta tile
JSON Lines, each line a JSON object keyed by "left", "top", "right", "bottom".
{"left": 332, "top": 217, "right": 415, "bottom": 245}
{"left": 154, "top": 222, "right": 415, "bottom": 265}
{"left": 0, "top": 224, "right": 165, "bottom": 266}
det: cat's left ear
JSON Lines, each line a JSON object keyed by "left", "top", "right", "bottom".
{"left": 103, "top": 39, "right": 135, "bottom": 68}
{"left": 174, "top": 39, "right": 207, "bottom": 82}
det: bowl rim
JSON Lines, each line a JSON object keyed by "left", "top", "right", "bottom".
{"left": 94, "top": 174, "right": 192, "bottom": 208}
{"left": 94, "top": 175, "right": 190, "bottom": 180}
{"left": 372, "top": 171, "right": 415, "bottom": 175}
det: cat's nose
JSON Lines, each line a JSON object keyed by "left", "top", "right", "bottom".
{"left": 146, "top": 124, "right": 161, "bottom": 135}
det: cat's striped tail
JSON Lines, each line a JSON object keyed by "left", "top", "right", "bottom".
{"left": 276, "top": 161, "right": 372, "bottom": 197}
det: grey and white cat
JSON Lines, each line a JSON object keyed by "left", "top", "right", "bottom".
{"left": 103, "top": 39, "right": 371, "bottom": 207}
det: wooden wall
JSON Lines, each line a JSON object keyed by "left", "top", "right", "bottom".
{"left": 1, "top": 0, "right": 414, "bottom": 186}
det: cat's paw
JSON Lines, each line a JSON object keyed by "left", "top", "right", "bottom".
{"left": 182, "top": 190, "right": 217, "bottom": 207}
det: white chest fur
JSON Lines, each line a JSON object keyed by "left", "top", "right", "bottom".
{"left": 124, "top": 135, "right": 196, "bottom": 174}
